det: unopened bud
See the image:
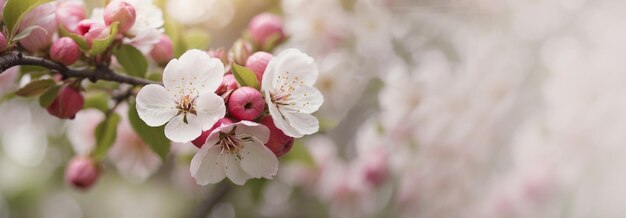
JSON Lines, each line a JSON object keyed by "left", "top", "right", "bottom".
{"left": 258, "top": 116, "right": 293, "bottom": 157}
{"left": 103, "top": 0, "right": 136, "bottom": 34}
{"left": 150, "top": 34, "right": 173, "bottom": 66}
{"left": 47, "top": 85, "right": 84, "bottom": 119}
{"left": 248, "top": 13, "right": 285, "bottom": 49}
{"left": 245, "top": 51, "right": 273, "bottom": 82}
{"left": 18, "top": 3, "right": 58, "bottom": 52}
{"left": 75, "top": 20, "right": 109, "bottom": 48}
{"left": 192, "top": 118, "right": 234, "bottom": 148}
{"left": 50, "top": 37, "right": 80, "bottom": 65}
{"left": 65, "top": 156, "right": 100, "bottom": 190}
{"left": 216, "top": 74, "right": 238, "bottom": 95}
{"left": 228, "top": 39, "right": 252, "bottom": 65}
{"left": 228, "top": 87, "right": 265, "bottom": 121}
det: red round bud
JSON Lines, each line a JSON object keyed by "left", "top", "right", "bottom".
{"left": 50, "top": 37, "right": 80, "bottom": 65}
{"left": 245, "top": 51, "right": 273, "bottom": 82}
{"left": 248, "top": 13, "right": 285, "bottom": 47}
{"left": 228, "top": 87, "right": 265, "bottom": 121}
{"left": 191, "top": 118, "right": 234, "bottom": 148}
{"left": 65, "top": 156, "right": 100, "bottom": 190}
{"left": 150, "top": 34, "right": 173, "bottom": 66}
{"left": 103, "top": 0, "right": 136, "bottom": 34}
{"left": 47, "top": 85, "right": 84, "bottom": 119}
{"left": 216, "top": 74, "right": 238, "bottom": 95}
{"left": 258, "top": 116, "right": 294, "bottom": 157}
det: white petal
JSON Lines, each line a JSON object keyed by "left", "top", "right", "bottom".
{"left": 281, "top": 85, "right": 324, "bottom": 114}
{"left": 109, "top": 121, "right": 162, "bottom": 183}
{"left": 190, "top": 145, "right": 225, "bottom": 185}
{"left": 164, "top": 49, "right": 224, "bottom": 98}
{"left": 164, "top": 114, "right": 203, "bottom": 143}
{"left": 265, "top": 90, "right": 303, "bottom": 138}
{"left": 239, "top": 141, "right": 279, "bottom": 179}
{"left": 283, "top": 111, "right": 319, "bottom": 136}
{"left": 194, "top": 93, "right": 226, "bottom": 131}
{"left": 262, "top": 48, "right": 318, "bottom": 91}
{"left": 234, "top": 121, "right": 270, "bottom": 144}
{"left": 136, "top": 84, "right": 177, "bottom": 127}
{"left": 224, "top": 154, "right": 250, "bottom": 185}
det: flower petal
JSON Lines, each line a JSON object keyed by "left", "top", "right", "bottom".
{"left": 190, "top": 145, "right": 225, "bottom": 185}
{"left": 283, "top": 111, "right": 319, "bottom": 136}
{"left": 281, "top": 85, "right": 324, "bottom": 114}
{"left": 136, "top": 84, "right": 177, "bottom": 127}
{"left": 194, "top": 93, "right": 226, "bottom": 131}
{"left": 164, "top": 113, "right": 203, "bottom": 143}
{"left": 240, "top": 141, "right": 279, "bottom": 179}
{"left": 265, "top": 90, "right": 303, "bottom": 138}
{"left": 224, "top": 154, "right": 250, "bottom": 185}
{"left": 262, "top": 48, "right": 318, "bottom": 91}
{"left": 164, "top": 49, "right": 224, "bottom": 99}
{"left": 235, "top": 120, "right": 270, "bottom": 144}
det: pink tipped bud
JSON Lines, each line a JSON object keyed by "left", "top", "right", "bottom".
{"left": 228, "top": 87, "right": 265, "bottom": 121}
{"left": 228, "top": 39, "right": 252, "bottom": 65}
{"left": 55, "top": 1, "right": 86, "bottom": 32}
{"left": 258, "top": 116, "right": 293, "bottom": 157}
{"left": 50, "top": 37, "right": 80, "bottom": 65}
{"left": 19, "top": 3, "right": 58, "bottom": 52}
{"left": 150, "top": 34, "right": 173, "bottom": 66}
{"left": 248, "top": 13, "right": 285, "bottom": 48}
{"left": 245, "top": 51, "right": 273, "bottom": 82}
{"left": 75, "top": 20, "right": 109, "bottom": 48}
{"left": 362, "top": 151, "right": 388, "bottom": 187}
{"left": 192, "top": 118, "right": 234, "bottom": 148}
{"left": 65, "top": 156, "right": 100, "bottom": 190}
{"left": 216, "top": 74, "right": 238, "bottom": 95}
{"left": 103, "top": 0, "right": 136, "bottom": 34}
{"left": 47, "top": 85, "right": 84, "bottom": 119}
{"left": 0, "top": 32, "right": 7, "bottom": 51}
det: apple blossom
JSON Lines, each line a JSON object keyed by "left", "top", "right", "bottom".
{"left": 216, "top": 74, "right": 238, "bottom": 95}
{"left": 228, "top": 87, "right": 265, "bottom": 121}
{"left": 248, "top": 13, "right": 285, "bottom": 47}
{"left": 136, "top": 49, "right": 225, "bottom": 143}
{"left": 47, "top": 85, "right": 84, "bottom": 119}
{"left": 258, "top": 116, "right": 293, "bottom": 157}
{"left": 65, "top": 156, "right": 100, "bottom": 190}
{"left": 18, "top": 2, "right": 58, "bottom": 52}
{"left": 123, "top": 0, "right": 164, "bottom": 53}
{"left": 190, "top": 121, "right": 278, "bottom": 185}
{"left": 50, "top": 37, "right": 80, "bottom": 65}
{"left": 245, "top": 51, "right": 273, "bottom": 83}
{"left": 262, "top": 48, "right": 323, "bottom": 138}
{"left": 55, "top": 0, "right": 86, "bottom": 32}
{"left": 150, "top": 34, "right": 174, "bottom": 66}
{"left": 104, "top": 0, "right": 136, "bottom": 34}
{"left": 192, "top": 117, "right": 233, "bottom": 148}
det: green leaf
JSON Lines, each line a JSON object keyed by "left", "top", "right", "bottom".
{"left": 38, "top": 84, "right": 60, "bottom": 107}
{"left": 83, "top": 91, "right": 110, "bottom": 112}
{"left": 12, "top": 25, "right": 46, "bottom": 41}
{"left": 89, "top": 22, "right": 119, "bottom": 55}
{"left": 128, "top": 101, "right": 170, "bottom": 160}
{"left": 14, "top": 79, "right": 54, "bottom": 97}
{"left": 93, "top": 113, "right": 121, "bottom": 160}
{"left": 114, "top": 44, "right": 148, "bottom": 77}
{"left": 58, "top": 26, "right": 89, "bottom": 50}
{"left": 3, "top": 0, "right": 50, "bottom": 39}
{"left": 231, "top": 63, "right": 260, "bottom": 90}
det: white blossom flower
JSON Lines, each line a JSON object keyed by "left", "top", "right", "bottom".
{"left": 136, "top": 49, "right": 226, "bottom": 143}
{"left": 190, "top": 121, "right": 278, "bottom": 185}
{"left": 262, "top": 48, "right": 324, "bottom": 138}
{"left": 122, "top": 0, "right": 164, "bottom": 53}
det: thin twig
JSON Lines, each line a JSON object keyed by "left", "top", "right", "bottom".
{"left": 0, "top": 52, "right": 158, "bottom": 86}
{"left": 189, "top": 182, "right": 232, "bottom": 218}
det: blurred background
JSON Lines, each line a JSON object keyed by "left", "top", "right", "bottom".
{"left": 2, "top": 0, "right": 625, "bottom": 217}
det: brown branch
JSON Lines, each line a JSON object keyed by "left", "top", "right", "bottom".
{"left": 0, "top": 52, "right": 158, "bottom": 86}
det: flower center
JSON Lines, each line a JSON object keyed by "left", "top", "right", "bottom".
{"left": 216, "top": 126, "right": 254, "bottom": 157}
{"left": 176, "top": 95, "right": 197, "bottom": 124}
{"left": 271, "top": 72, "right": 304, "bottom": 106}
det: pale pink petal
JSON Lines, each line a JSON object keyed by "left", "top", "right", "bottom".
{"left": 164, "top": 113, "right": 202, "bottom": 143}
{"left": 282, "top": 111, "right": 319, "bottom": 137}
{"left": 224, "top": 154, "right": 250, "bottom": 185}
{"left": 136, "top": 84, "right": 177, "bottom": 127}
{"left": 239, "top": 141, "right": 279, "bottom": 179}
{"left": 190, "top": 144, "right": 225, "bottom": 185}
{"left": 194, "top": 93, "right": 226, "bottom": 131}
{"left": 234, "top": 120, "right": 270, "bottom": 144}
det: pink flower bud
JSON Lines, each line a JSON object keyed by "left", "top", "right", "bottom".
{"left": 47, "top": 85, "right": 84, "bottom": 119}
{"left": 65, "top": 156, "right": 100, "bottom": 190}
{"left": 192, "top": 118, "right": 234, "bottom": 148}
{"left": 248, "top": 13, "right": 285, "bottom": 48}
{"left": 258, "top": 116, "right": 293, "bottom": 157}
{"left": 75, "top": 20, "right": 109, "bottom": 48}
{"left": 362, "top": 151, "right": 388, "bottom": 187}
{"left": 50, "top": 37, "right": 80, "bottom": 65}
{"left": 55, "top": 1, "right": 86, "bottom": 32}
{"left": 18, "top": 3, "right": 58, "bottom": 52}
{"left": 228, "top": 39, "right": 252, "bottom": 65}
{"left": 0, "top": 32, "right": 7, "bottom": 51}
{"left": 245, "top": 51, "right": 273, "bottom": 82}
{"left": 216, "top": 74, "right": 238, "bottom": 95}
{"left": 228, "top": 87, "right": 265, "bottom": 121}
{"left": 208, "top": 48, "right": 229, "bottom": 66}
{"left": 103, "top": 0, "right": 136, "bottom": 34}
{"left": 149, "top": 34, "right": 173, "bottom": 65}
